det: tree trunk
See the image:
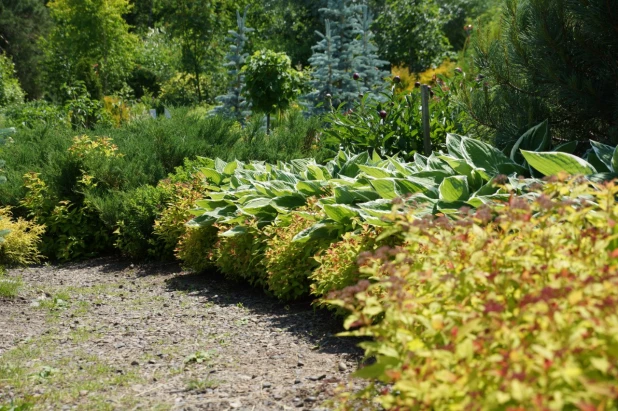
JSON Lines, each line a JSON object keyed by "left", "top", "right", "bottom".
{"left": 266, "top": 113, "right": 271, "bottom": 135}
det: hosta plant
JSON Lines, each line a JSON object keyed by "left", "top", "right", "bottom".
{"left": 330, "top": 176, "right": 618, "bottom": 409}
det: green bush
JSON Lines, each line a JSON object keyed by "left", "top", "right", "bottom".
{"left": 0, "top": 54, "right": 25, "bottom": 107}
{"left": 21, "top": 172, "right": 111, "bottom": 262}
{"left": 0, "top": 101, "right": 68, "bottom": 129}
{"left": 110, "top": 185, "right": 172, "bottom": 260}
{"left": 323, "top": 77, "right": 469, "bottom": 160}
{"left": 331, "top": 177, "right": 618, "bottom": 409}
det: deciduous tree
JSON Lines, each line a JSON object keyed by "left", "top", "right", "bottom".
{"left": 43, "top": 0, "right": 138, "bottom": 98}
{"left": 243, "top": 50, "right": 306, "bottom": 133}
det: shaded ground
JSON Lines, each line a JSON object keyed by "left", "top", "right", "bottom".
{"left": 0, "top": 258, "right": 364, "bottom": 410}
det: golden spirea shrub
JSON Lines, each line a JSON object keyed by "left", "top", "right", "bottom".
{"left": 0, "top": 207, "right": 44, "bottom": 266}
{"left": 331, "top": 177, "right": 618, "bottom": 410}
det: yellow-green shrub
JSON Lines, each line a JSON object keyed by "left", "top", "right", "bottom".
{"left": 212, "top": 220, "right": 268, "bottom": 288}
{"left": 310, "top": 226, "right": 400, "bottom": 299}
{"left": 331, "top": 177, "right": 618, "bottom": 410}
{"left": 175, "top": 225, "right": 218, "bottom": 273}
{"left": 0, "top": 207, "right": 44, "bottom": 266}
{"left": 264, "top": 209, "right": 331, "bottom": 301}
{"left": 154, "top": 177, "right": 207, "bottom": 257}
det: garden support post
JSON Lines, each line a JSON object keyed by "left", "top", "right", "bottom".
{"left": 421, "top": 84, "right": 431, "bottom": 156}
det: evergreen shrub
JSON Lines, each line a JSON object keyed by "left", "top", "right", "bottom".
{"left": 111, "top": 185, "right": 172, "bottom": 260}
{"left": 463, "top": 0, "right": 618, "bottom": 145}
{"left": 331, "top": 176, "right": 618, "bottom": 409}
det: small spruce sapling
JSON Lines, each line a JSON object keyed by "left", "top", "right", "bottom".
{"left": 211, "top": 7, "right": 254, "bottom": 123}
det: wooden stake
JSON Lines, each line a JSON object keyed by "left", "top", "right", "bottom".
{"left": 420, "top": 85, "right": 431, "bottom": 156}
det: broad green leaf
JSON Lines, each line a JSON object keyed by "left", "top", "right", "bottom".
{"left": 553, "top": 140, "right": 578, "bottom": 154}
{"left": 323, "top": 204, "right": 360, "bottom": 223}
{"left": 413, "top": 152, "right": 428, "bottom": 168}
{"left": 357, "top": 211, "right": 390, "bottom": 226}
{"left": 358, "top": 165, "right": 394, "bottom": 178}
{"left": 272, "top": 169, "right": 298, "bottom": 184}
{"left": 589, "top": 140, "right": 615, "bottom": 171}
{"left": 436, "top": 200, "right": 468, "bottom": 213}
{"left": 305, "top": 164, "right": 328, "bottom": 180}
{"left": 446, "top": 133, "right": 465, "bottom": 158}
{"left": 339, "top": 152, "right": 370, "bottom": 177}
{"left": 521, "top": 150, "right": 596, "bottom": 176}
{"left": 439, "top": 176, "right": 470, "bottom": 202}
{"left": 334, "top": 186, "right": 380, "bottom": 204}
{"left": 289, "top": 158, "right": 313, "bottom": 173}
{"left": 358, "top": 199, "right": 395, "bottom": 217}
{"left": 296, "top": 180, "right": 325, "bottom": 196}
{"left": 510, "top": 120, "right": 550, "bottom": 164}
{"left": 271, "top": 194, "right": 307, "bottom": 212}
{"left": 214, "top": 158, "right": 227, "bottom": 173}
{"left": 223, "top": 160, "right": 239, "bottom": 175}
{"left": 252, "top": 182, "right": 274, "bottom": 197}
{"left": 220, "top": 225, "right": 248, "bottom": 237}
{"left": 371, "top": 150, "right": 382, "bottom": 164}
{"left": 388, "top": 157, "right": 410, "bottom": 175}
{"left": 200, "top": 168, "right": 222, "bottom": 185}
{"left": 585, "top": 150, "right": 611, "bottom": 173}
{"left": 239, "top": 198, "right": 276, "bottom": 216}
{"left": 188, "top": 205, "right": 238, "bottom": 226}
{"left": 194, "top": 199, "right": 232, "bottom": 211}
{"left": 612, "top": 145, "right": 618, "bottom": 172}
{"left": 426, "top": 154, "right": 453, "bottom": 172}
{"left": 369, "top": 178, "right": 425, "bottom": 199}
{"left": 461, "top": 137, "right": 512, "bottom": 175}
{"left": 266, "top": 180, "right": 297, "bottom": 197}
{"left": 411, "top": 170, "right": 453, "bottom": 184}
{"left": 292, "top": 220, "right": 339, "bottom": 243}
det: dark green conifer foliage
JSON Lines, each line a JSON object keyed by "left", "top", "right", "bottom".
{"left": 212, "top": 8, "right": 254, "bottom": 123}
{"left": 464, "top": 0, "right": 618, "bottom": 146}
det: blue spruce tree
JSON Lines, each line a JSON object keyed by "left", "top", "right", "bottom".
{"left": 306, "top": 0, "right": 388, "bottom": 113}
{"left": 349, "top": 5, "right": 389, "bottom": 96}
{"left": 305, "top": 20, "right": 342, "bottom": 113}
{"left": 211, "top": 8, "right": 253, "bottom": 123}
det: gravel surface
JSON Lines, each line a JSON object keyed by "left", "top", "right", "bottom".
{"left": 0, "top": 258, "right": 364, "bottom": 410}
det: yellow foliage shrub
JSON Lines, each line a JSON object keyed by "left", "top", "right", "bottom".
{"left": 0, "top": 207, "right": 44, "bottom": 266}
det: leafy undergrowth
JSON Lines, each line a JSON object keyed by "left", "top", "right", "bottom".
{"left": 330, "top": 176, "right": 618, "bottom": 409}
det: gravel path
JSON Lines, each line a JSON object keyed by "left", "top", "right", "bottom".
{"left": 0, "top": 258, "right": 363, "bottom": 410}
